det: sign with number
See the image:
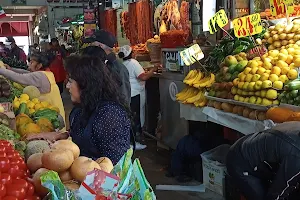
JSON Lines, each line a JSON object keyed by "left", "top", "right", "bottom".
{"left": 208, "top": 9, "right": 229, "bottom": 34}
{"left": 180, "top": 44, "right": 204, "bottom": 66}
{"left": 270, "top": 0, "right": 294, "bottom": 16}
{"left": 233, "top": 13, "right": 263, "bottom": 38}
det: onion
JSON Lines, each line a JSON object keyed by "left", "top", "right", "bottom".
{"left": 51, "top": 139, "right": 80, "bottom": 159}
{"left": 96, "top": 157, "right": 114, "bottom": 173}
{"left": 42, "top": 149, "right": 74, "bottom": 172}
{"left": 70, "top": 156, "right": 101, "bottom": 182}
{"left": 27, "top": 153, "right": 43, "bottom": 174}
{"left": 33, "top": 168, "right": 49, "bottom": 197}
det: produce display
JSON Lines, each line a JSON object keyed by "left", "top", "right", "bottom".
{"left": 260, "top": 6, "right": 300, "bottom": 20}
{"left": 0, "top": 140, "right": 40, "bottom": 199}
{"left": 264, "top": 22, "right": 300, "bottom": 50}
{"left": 207, "top": 100, "right": 267, "bottom": 121}
{"left": 205, "top": 29, "right": 266, "bottom": 73}
{"left": 177, "top": 70, "right": 215, "bottom": 107}
{"left": 0, "top": 57, "right": 28, "bottom": 70}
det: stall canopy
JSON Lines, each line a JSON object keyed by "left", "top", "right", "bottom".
{"left": 0, "top": 22, "right": 28, "bottom": 37}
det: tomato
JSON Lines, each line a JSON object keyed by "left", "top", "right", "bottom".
{"left": 24, "top": 195, "right": 41, "bottom": 200}
{"left": 6, "top": 184, "right": 26, "bottom": 199}
{"left": 1, "top": 173, "right": 12, "bottom": 185}
{"left": 0, "top": 146, "right": 6, "bottom": 152}
{"left": 27, "top": 182, "right": 35, "bottom": 196}
{"left": 10, "top": 158, "right": 27, "bottom": 171}
{"left": 13, "top": 179, "right": 28, "bottom": 189}
{"left": 3, "top": 196, "right": 18, "bottom": 200}
{"left": 0, "top": 152, "right": 6, "bottom": 157}
{"left": 0, "top": 142, "right": 12, "bottom": 148}
{"left": 0, "top": 158, "right": 10, "bottom": 172}
{"left": 0, "top": 183, "right": 6, "bottom": 197}
{"left": 8, "top": 165, "right": 24, "bottom": 179}
{"left": 6, "top": 152, "right": 19, "bottom": 159}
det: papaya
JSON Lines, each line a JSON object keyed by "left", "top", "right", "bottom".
{"left": 287, "top": 112, "right": 300, "bottom": 122}
{"left": 18, "top": 123, "right": 41, "bottom": 138}
{"left": 16, "top": 114, "right": 33, "bottom": 129}
{"left": 266, "top": 107, "right": 294, "bottom": 123}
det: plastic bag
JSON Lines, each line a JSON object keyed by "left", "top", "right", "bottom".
{"left": 40, "top": 171, "right": 77, "bottom": 200}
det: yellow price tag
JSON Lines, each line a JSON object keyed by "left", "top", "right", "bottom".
{"left": 233, "top": 13, "right": 263, "bottom": 38}
{"left": 270, "top": 0, "right": 294, "bottom": 16}
{"left": 208, "top": 9, "right": 229, "bottom": 34}
{"left": 180, "top": 44, "right": 204, "bottom": 66}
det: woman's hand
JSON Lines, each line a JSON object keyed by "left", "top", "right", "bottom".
{"left": 26, "top": 132, "right": 69, "bottom": 142}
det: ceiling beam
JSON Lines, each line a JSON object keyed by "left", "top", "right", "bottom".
{"left": 4, "top": 9, "right": 37, "bottom": 15}
{"left": 0, "top": 16, "right": 29, "bottom": 22}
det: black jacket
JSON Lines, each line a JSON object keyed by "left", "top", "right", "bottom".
{"left": 107, "top": 53, "right": 131, "bottom": 106}
{"left": 231, "top": 122, "right": 300, "bottom": 200}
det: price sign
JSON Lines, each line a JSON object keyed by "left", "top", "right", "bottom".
{"left": 208, "top": 9, "right": 229, "bottom": 34}
{"left": 270, "top": 0, "right": 294, "bottom": 16}
{"left": 180, "top": 44, "right": 204, "bottom": 66}
{"left": 233, "top": 13, "right": 263, "bottom": 38}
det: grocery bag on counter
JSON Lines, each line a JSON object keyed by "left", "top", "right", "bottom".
{"left": 77, "top": 169, "right": 132, "bottom": 200}
{"left": 41, "top": 171, "right": 77, "bottom": 200}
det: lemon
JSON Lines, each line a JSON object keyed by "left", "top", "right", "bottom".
{"left": 234, "top": 95, "right": 239, "bottom": 101}
{"left": 27, "top": 101, "right": 35, "bottom": 109}
{"left": 266, "top": 89, "right": 278, "bottom": 100}
{"left": 294, "top": 58, "right": 300, "bottom": 67}
{"left": 34, "top": 103, "right": 43, "bottom": 111}
{"left": 32, "top": 98, "right": 40, "bottom": 104}
{"left": 13, "top": 101, "right": 20, "bottom": 109}
{"left": 287, "top": 69, "right": 298, "bottom": 80}
{"left": 281, "top": 66, "right": 290, "bottom": 75}
{"left": 41, "top": 101, "right": 50, "bottom": 108}
{"left": 271, "top": 66, "right": 281, "bottom": 76}
{"left": 20, "top": 94, "right": 29, "bottom": 101}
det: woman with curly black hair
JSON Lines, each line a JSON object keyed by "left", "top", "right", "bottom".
{"left": 65, "top": 55, "right": 131, "bottom": 164}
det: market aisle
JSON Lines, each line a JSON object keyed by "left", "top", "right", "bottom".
{"left": 62, "top": 91, "right": 223, "bottom": 200}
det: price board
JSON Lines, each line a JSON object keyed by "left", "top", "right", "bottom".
{"left": 232, "top": 13, "right": 263, "bottom": 38}
{"left": 270, "top": 0, "right": 294, "bottom": 16}
{"left": 208, "top": 9, "right": 229, "bottom": 34}
{"left": 180, "top": 44, "right": 204, "bottom": 66}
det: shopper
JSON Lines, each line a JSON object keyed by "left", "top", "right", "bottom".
{"left": 27, "top": 55, "right": 131, "bottom": 164}
{"left": 118, "top": 45, "right": 157, "bottom": 150}
{"left": 0, "top": 52, "right": 65, "bottom": 124}
{"left": 85, "top": 30, "right": 131, "bottom": 106}
{"left": 5, "top": 37, "right": 26, "bottom": 63}
{"left": 226, "top": 121, "right": 300, "bottom": 200}
{"left": 48, "top": 38, "right": 67, "bottom": 94}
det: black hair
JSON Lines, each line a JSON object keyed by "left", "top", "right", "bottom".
{"left": 30, "top": 52, "right": 52, "bottom": 69}
{"left": 65, "top": 55, "right": 130, "bottom": 126}
{"left": 124, "top": 52, "right": 133, "bottom": 60}
{"left": 81, "top": 46, "right": 107, "bottom": 61}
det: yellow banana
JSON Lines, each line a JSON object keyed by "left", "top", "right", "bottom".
{"left": 176, "top": 87, "right": 188, "bottom": 98}
{"left": 184, "top": 70, "right": 196, "bottom": 81}
{"left": 184, "top": 71, "right": 202, "bottom": 85}
{"left": 183, "top": 70, "right": 197, "bottom": 83}
{"left": 184, "top": 90, "right": 204, "bottom": 104}
{"left": 194, "top": 97, "right": 207, "bottom": 107}
{"left": 177, "top": 87, "right": 194, "bottom": 101}
{"left": 181, "top": 88, "right": 198, "bottom": 103}
{"left": 191, "top": 71, "right": 204, "bottom": 85}
{"left": 194, "top": 73, "right": 215, "bottom": 88}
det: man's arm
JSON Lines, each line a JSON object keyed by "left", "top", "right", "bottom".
{"left": 266, "top": 155, "right": 300, "bottom": 200}
{"left": 11, "top": 68, "right": 30, "bottom": 74}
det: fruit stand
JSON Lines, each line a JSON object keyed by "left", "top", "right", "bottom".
{"left": 176, "top": 4, "right": 300, "bottom": 135}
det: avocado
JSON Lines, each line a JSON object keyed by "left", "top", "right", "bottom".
{"left": 291, "top": 90, "right": 299, "bottom": 98}
{"left": 288, "top": 99, "right": 295, "bottom": 105}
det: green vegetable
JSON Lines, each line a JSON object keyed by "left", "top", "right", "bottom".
{"left": 18, "top": 103, "right": 27, "bottom": 115}
{"left": 285, "top": 80, "right": 300, "bottom": 90}
{"left": 33, "top": 109, "right": 60, "bottom": 129}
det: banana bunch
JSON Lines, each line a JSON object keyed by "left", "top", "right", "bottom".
{"left": 176, "top": 87, "right": 208, "bottom": 107}
{"left": 183, "top": 70, "right": 215, "bottom": 89}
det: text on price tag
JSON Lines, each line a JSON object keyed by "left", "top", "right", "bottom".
{"left": 233, "top": 13, "right": 263, "bottom": 38}
{"left": 208, "top": 9, "right": 229, "bottom": 34}
{"left": 180, "top": 44, "right": 204, "bottom": 66}
{"left": 270, "top": 0, "right": 294, "bottom": 16}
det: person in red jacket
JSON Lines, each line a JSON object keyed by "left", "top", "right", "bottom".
{"left": 48, "top": 38, "right": 67, "bottom": 94}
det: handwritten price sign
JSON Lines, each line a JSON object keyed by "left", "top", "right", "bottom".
{"left": 233, "top": 13, "right": 263, "bottom": 38}
{"left": 270, "top": 0, "right": 294, "bottom": 16}
{"left": 208, "top": 9, "right": 229, "bottom": 34}
{"left": 180, "top": 44, "right": 204, "bottom": 66}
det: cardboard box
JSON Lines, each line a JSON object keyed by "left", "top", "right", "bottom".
{"left": 201, "top": 144, "right": 230, "bottom": 196}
